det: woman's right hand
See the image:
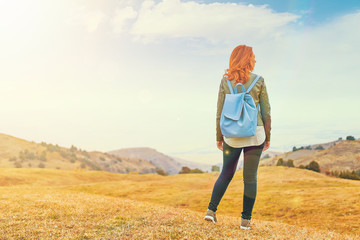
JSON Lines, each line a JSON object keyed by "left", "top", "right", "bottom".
{"left": 216, "top": 141, "right": 223, "bottom": 151}
{"left": 263, "top": 141, "right": 270, "bottom": 151}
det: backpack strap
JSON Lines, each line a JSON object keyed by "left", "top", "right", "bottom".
{"left": 227, "top": 79, "right": 246, "bottom": 94}
{"left": 226, "top": 79, "right": 235, "bottom": 94}
{"left": 246, "top": 75, "right": 261, "bottom": 93}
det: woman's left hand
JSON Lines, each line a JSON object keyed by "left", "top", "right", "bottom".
{"left": 216, "top": 141, "right": 223, "bottom": 151}
{"left": 263, "top": 141, "right": 270, "bottom": 152}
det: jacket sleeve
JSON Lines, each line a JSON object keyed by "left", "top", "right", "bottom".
{"left": 259, "top": 78, "right": 271, "bottom": 141}
{"left": 216, "top": 80, "right": 225, "bottom": 141}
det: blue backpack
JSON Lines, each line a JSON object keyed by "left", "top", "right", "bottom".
{"left": 220, "top": 75, "right": 261, "bottom": 138}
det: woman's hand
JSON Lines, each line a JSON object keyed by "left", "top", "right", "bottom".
{"left": 216, "top": 141, "right": 223, "bottom": 151}
{"left": 263, "top": 141, "right": 270, "bottom": 152}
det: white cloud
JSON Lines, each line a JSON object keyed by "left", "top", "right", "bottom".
{"left": 111, "top": 6, "right": 138, "bottom": 33}
{"left": 130, "top": 0, "right": 300, "bottom": 43}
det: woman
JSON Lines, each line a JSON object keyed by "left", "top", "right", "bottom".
{"left": 204, "top": 45, "right": 271, "bottom": 230}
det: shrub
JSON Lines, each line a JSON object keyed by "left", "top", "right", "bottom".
{"left": 82, "top": 150, "right": 90, "bottom": 158}
{"left": 346, "top": 136, "right": 355, "bottom": 140}
{"left": 14, "top": 162, "right": 22, "bottom": 168}
{"left": 79, "top": 158, "right": 101, "bottom": 171}
{"left": 46, "top": 144, "right": 61, "bottom": 152}
{"left": 276, "top": 158, "right": 294, "bottom": 167}
{"left": 315, "top": 145, "right": 324, "bottom": 150}
{"left": 211, "top": 165, "right": 220, "bottom": 172}
{"left": 286, "top": 159, "right": 295, "bottom": 167}
{"left": 339, "top": 170, "right": 360, "bottom": 180}
{"left": 39, "top": 151, "right": 47, "bottom": 161}
{"left": 70, "top": 145, "right": 78, "bottom": 152}
{"left": 38, "top": 162, "right": 45, "bottom": 168}
{"left": 156, "top": 169, "right": 168, "bottom": 176}
{"left": 190, "top": 168, "right": 204, "bottom": 173}
{"left": 276, "top": 158, "right": 284, "bottom": 166}
{"left": 179, "top": 166, "right": 191, "bottom": 174}
{"left": 18, "top": 151, "right": 25, "bottom": 161}
{"left": 305, "top": 161, "right": 320, "bottom": 172}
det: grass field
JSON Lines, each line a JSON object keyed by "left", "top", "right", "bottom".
{"left": 0, "top": 166, "right": 359, "bottom": 239}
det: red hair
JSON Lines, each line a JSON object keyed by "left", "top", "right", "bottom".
{"left": 223, "top": 45, "right": 255, "bottom": 84}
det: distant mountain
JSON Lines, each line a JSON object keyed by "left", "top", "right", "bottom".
{"left": 0, "top": 133, "right": 158, "bottom": 174}
{"left": 261, "top": 139, "right": 360, "bottom": 172}
{"left": 108, "top": 147, "right": 185, "bottom": 175}
{"left": 172, "top": 156, "right": 214, "bottom": 173}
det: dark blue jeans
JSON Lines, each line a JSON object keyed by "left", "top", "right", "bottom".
{"left": 208, "top": 140, "right": 265, "bottom": 220}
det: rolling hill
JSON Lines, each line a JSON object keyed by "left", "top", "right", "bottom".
{"left": 261, "top": 139, "right": 360, "bottom": 173}
{"left": 0, "top": 133, "right": 158, "bottom": 174}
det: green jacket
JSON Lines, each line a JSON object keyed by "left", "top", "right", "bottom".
{"left": 216, "top": 72, "right": 271, "bottom": 142}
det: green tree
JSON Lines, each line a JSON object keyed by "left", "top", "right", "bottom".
{"left": 156, "top": 168, "right": 168, "bottom": 176}
{"left": 70, "top": 145, "right": 78, "bottom": 152}
{"left": 179, "top": 166, "right": 191, "bottom": 174}
{"left": 346, "top": 136, "right": 355, "bottom": 140}
{"left": 276, "top": 158, "right": 284, "bottom": 166}
{"left": 211, "top": 165, "right": 220, "bottom": 172}
{"left": 286, "top": 159, "right": 295, "bottom": 167}
{"left": 305, "top": 161, "right": 320, "bottom": 172}
{"left": 339, "top": 170, "right": 360, "bottom": 180}
{"left": 190, "top": 168, "right": 204, "bottom": 173}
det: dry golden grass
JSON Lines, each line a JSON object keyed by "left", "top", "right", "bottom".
{"left": 0, "top": 166, "right": 359, "bottom": 239}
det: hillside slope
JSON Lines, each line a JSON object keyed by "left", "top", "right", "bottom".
{"left": 261, "top": 139, "right": 360, "bottom": 172}
{"left": 0, "top": 133, "right": 158, "bottom": 174}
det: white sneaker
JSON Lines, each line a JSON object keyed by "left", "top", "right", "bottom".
{"left": 240, "top": 217, "right": 251, "bottom": 230}
{"left": 204, "top": 209, "right": 217, "bottom": 223}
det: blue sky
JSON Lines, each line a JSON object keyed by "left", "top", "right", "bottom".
{"left": 192, "top": 0, "right": 360, "bottom": 23}
{"left": 0, "top": 0, "right": 359, "bottom": 165}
